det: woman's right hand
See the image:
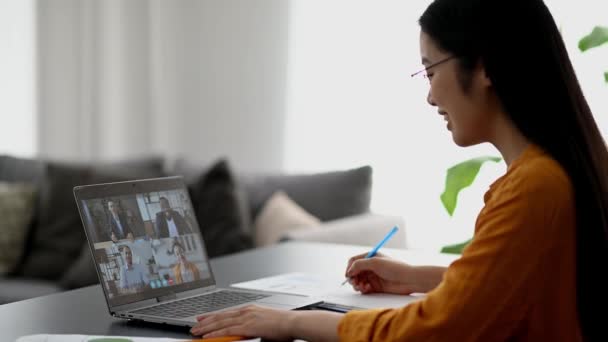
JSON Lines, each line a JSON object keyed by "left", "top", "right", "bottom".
{"left": 344, "top": 253, "right": 430, "bottom": 295}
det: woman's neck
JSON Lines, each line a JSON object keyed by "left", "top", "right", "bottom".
{"left": 490, "top": 111, "right": 530, "bottom": 166}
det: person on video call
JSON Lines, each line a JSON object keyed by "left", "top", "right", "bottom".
{"left": 171, "top": 241, "right": 201, "bottom": 284}
{"left": 107, "top": 200, "right": 134, "bottom": 243}
{"left": 118, "top": 245, "right": 149, "bottom": 293}
{"left": 155, "top": 197, "right": 191, "bottom": 238}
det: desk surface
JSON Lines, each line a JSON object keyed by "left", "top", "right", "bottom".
{"left": 1, "top": 242, "right": 457, "bottom": 341}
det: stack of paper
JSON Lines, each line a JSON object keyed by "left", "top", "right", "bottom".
{"left": 231, "top": 272, "right": 424, "bottom": 309}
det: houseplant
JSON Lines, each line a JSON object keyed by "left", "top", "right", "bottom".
{"left": 578, "top": 26, "right": 608, "bottom": 82}
{"left": 439, "top": 156, "right": 501, "bottom": 254}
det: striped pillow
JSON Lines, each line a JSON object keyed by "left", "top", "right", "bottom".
{"left": 0, "top": 182, "right": 36, "bottom": 275}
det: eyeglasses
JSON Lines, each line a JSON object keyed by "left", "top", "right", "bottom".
{"left": 410, "top": 55, "right": 457, "bottom": 79}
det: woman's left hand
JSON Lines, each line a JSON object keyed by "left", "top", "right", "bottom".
{"left": 190, "top": 304, "right": 295, "bottom": 340}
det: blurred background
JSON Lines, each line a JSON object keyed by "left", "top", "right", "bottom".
{"left": 1, "top": 0, "right": 606, "bottom": 251}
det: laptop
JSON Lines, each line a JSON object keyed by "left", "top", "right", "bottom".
{"left": 73, "top": 176, "right": 320, "bottom": 327}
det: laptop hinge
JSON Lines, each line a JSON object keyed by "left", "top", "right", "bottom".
{"left": 156, "top": 292, "right": 177, "bottom": 303}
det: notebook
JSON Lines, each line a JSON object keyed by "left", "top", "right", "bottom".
{"left": 73, "top": 176, "right": 320, "bottom": 328}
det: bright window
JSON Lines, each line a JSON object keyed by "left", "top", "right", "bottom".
{"left": 284, "top": 0, "right": 607, "bottom": 250}
{"left": 0, "top": 0, "right": 36, "bottom": 157}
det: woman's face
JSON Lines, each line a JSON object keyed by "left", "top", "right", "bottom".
{"left": 419, "top": 31, "right": 494, "bottom": 146}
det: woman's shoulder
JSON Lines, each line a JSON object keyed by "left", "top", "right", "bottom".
{"left": 504, "top": 146, "right": 572, "bottom": 197}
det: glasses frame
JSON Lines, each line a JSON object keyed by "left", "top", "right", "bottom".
{"left": 410, "top": 55, "right": 457, "bottom": 79}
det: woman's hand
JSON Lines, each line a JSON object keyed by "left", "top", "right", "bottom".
{"left": 345, "top": 252, "right": 444, "bottom": 295}
{"left": 190, "top": 305, "right": 295, "bottom": 340}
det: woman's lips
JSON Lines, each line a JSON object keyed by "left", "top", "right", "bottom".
{"left": 437, "top": 110, "right": 450, "bottom": 130}
{"left": 440, "top": 113, "right": 451, "bottom": 130}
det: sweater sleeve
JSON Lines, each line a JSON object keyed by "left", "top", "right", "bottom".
{"left": 337, "top": 161, "right": 574, "bottom": 341}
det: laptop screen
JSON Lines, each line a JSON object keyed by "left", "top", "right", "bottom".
{"left": 74, "top": 177, "right": 216, "bottom": 308}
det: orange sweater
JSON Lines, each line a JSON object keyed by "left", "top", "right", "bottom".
{"left": 338, "top": 145, "right": 581, "bottom": 341}
{"left": 173, "top": 261, "right": 201, "bottom": 284}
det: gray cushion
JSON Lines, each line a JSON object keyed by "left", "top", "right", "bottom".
{"left": 18, "top": 157, "right": 165, "bottom": 280}
{"left": 0, "top": 155, "right": 45, "bottom": 184}
{"left": 244, "top": 165, "right": 373, "bottom": 222}
{"left": 170, "top": 158, "right": 251, "bottom": 234}
{"left": 58, "top": 243, "right": 98, "bottom": 289}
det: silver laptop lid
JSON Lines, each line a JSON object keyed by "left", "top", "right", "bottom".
{"left": 73, "top": 176, "right": 216, "bottom": 310}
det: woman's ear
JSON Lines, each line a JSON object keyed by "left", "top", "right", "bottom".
{"left": 477, "top": 62, "right": 492, "bottom": 87}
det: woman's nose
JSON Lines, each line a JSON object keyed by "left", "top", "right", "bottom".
{"left": 427, "top": 90, "right": 436, "bottom": 107}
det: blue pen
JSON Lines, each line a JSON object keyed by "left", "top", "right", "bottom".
{"left": 341, "top": 226, "right": 399, "bottom": 286}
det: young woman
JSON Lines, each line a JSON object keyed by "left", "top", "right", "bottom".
{"left": 190, "top": 0, "right": 608, "bottom": 340}
{"left": 171, "top": 241, "right": 201, "bottom": 284}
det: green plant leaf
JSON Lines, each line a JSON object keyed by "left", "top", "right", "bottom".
{"left": 440, "top": 156, "right": 502, "bottom": 216}
{"left": 579, "top": 26, "right": 608, "bottom": 52}
{"left": 605, "top": 71, "right": 608, "bottom": 83}
{"left": 441, "top": 238, "right": 472, "bottom": 254}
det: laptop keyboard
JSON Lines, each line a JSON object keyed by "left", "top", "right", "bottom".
{"left": 131, "top": 290, "right": 271, "bottom": 319}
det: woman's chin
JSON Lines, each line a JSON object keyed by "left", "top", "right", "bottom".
{"left": 452, "top": 134, "right": 481, "bottom": 147}
{"left": 450, "top": 130, "right": 465, "bottom": 146}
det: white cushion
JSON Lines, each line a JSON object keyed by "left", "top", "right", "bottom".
{"left": 253, "top": 191, "right": 321, "bottom": 246}
{"left": 284, "top": 213, "right": 407, "bottom": 249}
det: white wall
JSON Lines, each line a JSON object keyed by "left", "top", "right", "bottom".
{"left": 149, "top": 0, "right": 290, "bottom": 171}
{"left": 37, "top": 0, "right": 290, "bottom": 172}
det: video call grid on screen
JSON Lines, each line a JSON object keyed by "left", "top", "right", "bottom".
{"left": 75, "top": 178, "right": 216, "bottom": 307}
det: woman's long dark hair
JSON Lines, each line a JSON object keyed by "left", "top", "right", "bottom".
{"left": 420, "top": 0, "right": 608, "bottom": 339}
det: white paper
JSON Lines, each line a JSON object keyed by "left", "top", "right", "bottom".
{"left": 15, "top": 335, "right": 181, "bottom": 342}
{"left": 15, "top": 335, "right": 260, "bottom": 342}
{"left": 321, "top": 286, "right": 424, "bottom": 309}
{"left": 231, "top": 272, "right": 423, "bottom": 309}
{"left": 231, "top": 272, "right": 338, "bottom": 297}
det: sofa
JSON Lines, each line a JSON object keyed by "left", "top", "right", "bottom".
{"left": 0, "top": 154, "right": 406, "bottom": 304}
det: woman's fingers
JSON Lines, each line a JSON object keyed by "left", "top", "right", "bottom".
{"left": 196, "top": 307, "right": 242, "bottom": 321}
{"left": 350, "top": 271, "right": 384, "bottom": 294}
{"left": 194, "top": 305, "right": 294, "bottom": 341}
{"left": 192, "top": 316, "right": 243, "bottom": 336}
{"left": 345, "top": 252, "right": 369, "bottom": 276}
{"left": 192, "top": 308, "right": 246, "bottom": 335}
{"left": 352, "top": 275, "right": 371, "bottom": 293}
